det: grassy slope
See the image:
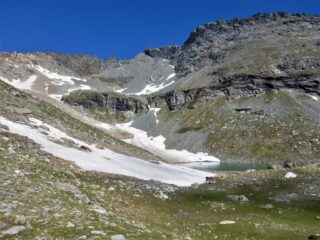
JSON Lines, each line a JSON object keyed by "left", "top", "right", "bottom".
{"left": 160, "top": 91, "right": 320, "bottom": 164}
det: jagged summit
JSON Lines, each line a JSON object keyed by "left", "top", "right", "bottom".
{"left": 2, "top": 12, "right": 320, "bottom": 96}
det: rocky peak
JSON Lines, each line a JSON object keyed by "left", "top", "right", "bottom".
{"left": 184, "top": 12, "right": 319, "bottom": 46}
{"left": 144, "top": 45, "right": 181, "bottom": 60}
{"left": 144, "top": 12, "right": 320, "bottom": 78}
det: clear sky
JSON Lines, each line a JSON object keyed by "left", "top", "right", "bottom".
{"left": 1, "top": 0, "right": 319, "bottom": 59}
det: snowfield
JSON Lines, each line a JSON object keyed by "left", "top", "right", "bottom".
{"left": 0, "top": 66, "right": 94, "bottom": 101}
{"left": 132, "top": 80, "right": 175, "bottom": 96}
{"left": 0, "top": 116, "right": 214, "bottom": 186}
{"left": 34, "top": 65, "right": 87, "bottom": 86}
{"left": 116, "top": 121, "right": 220, "bottom": 164}
{"left": 0, "top": 75, "right": 37, "bottom": 91}
{"left": 116, "top": 72, "right": 176, "bottom": 96}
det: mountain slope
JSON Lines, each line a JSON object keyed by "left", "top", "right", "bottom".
{"left": 1, "top": 12, "right": 320, "bottom": 239}
{"left": 1, "top": 12, "right": 320, "bottom": 166}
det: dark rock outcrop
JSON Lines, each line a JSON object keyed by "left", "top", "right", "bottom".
{"left": 148, "top": 74, "right": 320, "bottom": 110}
{"left": 63, "top": 72, "right": 320, "bottom": 113}
{"left": 144, "top": 45, "right": 181, "bottom": 60}
{"left": 62, "top": 91, "right": 147, "bottom": 113}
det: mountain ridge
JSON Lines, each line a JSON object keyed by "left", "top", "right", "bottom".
{"left": 1, "top": 11, "right": 320, "bottom": 165}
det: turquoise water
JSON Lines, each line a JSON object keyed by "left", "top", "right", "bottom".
{"left": 183, "top": 161, "right": 268, "bottom": 172}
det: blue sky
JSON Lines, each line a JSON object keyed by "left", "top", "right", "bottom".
{"left": 1, "top": 0, "right": 319, "bottom": 59}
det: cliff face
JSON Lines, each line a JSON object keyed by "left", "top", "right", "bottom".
{"left": 63, "top": 91, "right": 147, "bottom": 113}
{"left": 149, "top": 74, "right": 320, "bottom": 110}
{"left": 59, "top": 13, "right": 320, "bottom": 114}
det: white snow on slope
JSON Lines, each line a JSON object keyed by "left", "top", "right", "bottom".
{"left": 284, "top": 172, "right": 297, "bottom": 179}
{"left": 116, "top": 121, "right": 220, "bottom": 163}
{"left": 309, "top": 94, "right": 318, "bottom": 101}
{"left": 0, "top": 116, "right": 213, "bottom": 186}
{"left": 134, "top": 80, "right": 175, "bottom": 95}
{"left": 67, "top": 84, "right": 92, "bottom": 93}
{"left": 0, "top": 75, "right": 37, "bottom": 90}
{"left": 150, "top": 108, "right": 161, "bottom": 124}
{"left": 34, "top": 65, "right": 86, "bottom": 86}
{"left": 48, "top": 85, "right": 92, "bottom": 101}
{"left": 117, "top": 72, "right": 177, "bottom": 96}
{"left": 115, "top": 88, "right": 127, "bottom": 93}
{"left": 166, "top": 73, "right": 176, "bottom": 80}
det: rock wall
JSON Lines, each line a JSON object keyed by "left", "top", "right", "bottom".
{"left": 62, "top": 91, "right": 147, "bottom": 113}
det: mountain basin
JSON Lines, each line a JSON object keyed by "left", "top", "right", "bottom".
{"left": 182, "top": 161, "right": 269, "bottom": 172}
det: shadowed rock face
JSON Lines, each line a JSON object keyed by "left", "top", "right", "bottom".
{"left": 144, "top": 46, "right": 181, "bottom": 60}
{"left": 63, "top": 91, "right": 147, "bottom": 113}
{"left": 145, "top": 74, "right": 320, "bottom": 110}
{"left": 62, "top": 73, "right": 320, "bottom": 112}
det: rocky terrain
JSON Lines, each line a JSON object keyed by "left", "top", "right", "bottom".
{"left": 0, "top": 12, "right": 320, "bottom": 239}
{"left": 59, "top": 12, "right": 320, "bottom": 165}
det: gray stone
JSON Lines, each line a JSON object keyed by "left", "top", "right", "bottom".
{"left": 56, "top": 182, "right": 90, "bottom": 204}
{"left": 0, "top": 222, "right": 8, "bottom": 230}
{"left": 283, "top": 160, "right": 296, "bottom": 169}
{"left": 15, "top": 215, "right": 27, "bottom": 224}
{"left": 2, "top": 226, "right": 26, "bottom": 235}
{"left": 111, "top": 234, "right": 126, "bottom": 240}
{"left": 227, "top": 194, "right": 249, "bottom": 202}
{"left": 13, "top": 108, "right": 32, "bottom": 115}
{"left": 260, "top": 204, "right": 274, "bottom": 209}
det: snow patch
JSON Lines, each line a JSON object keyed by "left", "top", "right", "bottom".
{"left": 34, "top": 65, "right": 86, "bottom": 86}
{"left": 0, "top": 116, "right": 214, "bottom": 186}
{"left": 219, "top": 221, "right": 236, "bottom": 225}
{"left": 133, "top": 80, "right": 175, "bottom": 95}
{"left": 309, "top": 95, "right": 318, "bottom": 101}
{"left": 115, "top": 88, "right": 127, "bottom": 93}
{"left": 0, "top": 75, "right": 37, "bottom": 90}
{"left": 284, "top": 172, "right": 297, "bottom": 179}
{"left": 166, "top": 73, "right": 176, "bottom": 80}
{"left": 67, "top": 84, "right": 92, "bottom": 93}
{"left": 150, "top": 108, "right": 161, "bottom": 124}
{"left": 116, "top": 121, "right": 220, "bottom": 163}
{"left": 48, "top": 85, "right": 92, "bottom": 101}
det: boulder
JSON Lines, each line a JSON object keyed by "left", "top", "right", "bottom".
{"left": 13, "top": 108, "right": 32, "bottom": 115}
{"left": 308, "top": 235, "right": 320, "bottom": 240}
{"left": 111, "top": 234, "right": 126, "bottom": 240}
{"left": 2, "top": 226, "right": 26, "bottom": 235}
{"left": 227, "top": 194, "right": 249, "bottom": 202}
{"left": 283, "top": 160, "right": 296, "bottom": 169}
{"left": 284, "top": 172, "right": 297, "bottom": 179}
{"left": 260, "top": 204, "right": 274, "bottom": 209}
